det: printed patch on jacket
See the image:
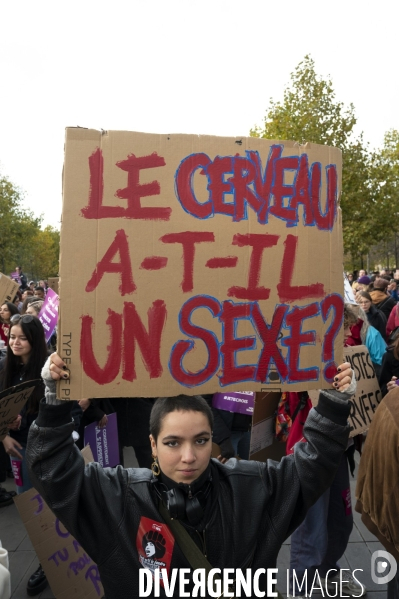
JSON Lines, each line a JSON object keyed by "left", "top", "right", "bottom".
{"left": 136, "top": 517, "right": 175, "bottom": 586}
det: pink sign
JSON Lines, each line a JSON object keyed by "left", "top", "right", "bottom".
{"left": 11, "top": 459, "right": 23, "bottom": 486}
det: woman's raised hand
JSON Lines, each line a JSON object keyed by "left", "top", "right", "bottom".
{"left": 49, "top": 353, "right": 69, "bottom": 381}
{"left": 332, "top": 362, "right": 353, "bottom": 392}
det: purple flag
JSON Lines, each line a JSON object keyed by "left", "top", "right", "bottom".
{"left": 84, "top": 413, "right": 120, "bottom": 468}
{"left": 10, "top": 272, "right": 21, "bottom": 285}
{"left": 212, "top": 391, "right": 255, "bottom": 415}
{"left": 37, "top": 288, "right": 59, "bottom": 342}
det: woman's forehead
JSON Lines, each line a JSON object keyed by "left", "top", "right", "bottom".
{"left": 159, "top": 410, "right": 211, "bottom": 436}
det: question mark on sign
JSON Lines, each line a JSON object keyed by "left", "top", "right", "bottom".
{"left": 321, "top": 294, "right": 344, "bottom": 383}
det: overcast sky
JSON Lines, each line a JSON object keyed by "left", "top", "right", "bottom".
{"left": 1, "top": 0, "right": 398, "bottom": 228}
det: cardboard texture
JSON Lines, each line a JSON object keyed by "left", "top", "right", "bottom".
{"left": 48, "top": 278, "right": 59, "bottom": 295}
{"left": 58, "top": 128, "right": 344, "bottom": 399}
{"left": 0, "top": 381, "right": 39, "bottom": 441}
{"left": 14, "top": 459, "right": 104, "bottom": 599}
{"left": 0, "top": 272, "right": 19, "bottom": 306}
{"left": 309, "top": 345, "right": 382, "bottom": 437}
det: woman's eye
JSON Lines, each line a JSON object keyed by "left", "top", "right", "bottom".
{"left": 165, "top": 441, "right": 179, "bottom": 448}
{"left": 196, "top": 438, "right": 210, "bottom": 445}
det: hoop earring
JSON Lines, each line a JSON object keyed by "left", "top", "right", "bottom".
{"left": 151, "top": 456, "right": 161, "bottom": 477}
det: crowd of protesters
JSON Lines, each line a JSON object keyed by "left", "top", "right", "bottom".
{"left": 0, "top": 266, "right": 398, "bottom": 597}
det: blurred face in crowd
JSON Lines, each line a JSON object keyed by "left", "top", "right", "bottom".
{"left": 29, "top": 283, "right": 35, "bottom": 291}
{"left": 9, "top": 325, "right": 32, "bottom": 364}
{"left": 358, "top": 270, "right": 366, "bottom": 278}
{"left": 344, "top": 326, "right": 352, "bottom": 342}
{"left": 34, "top": 289, "right": 45, "bottom": 299}
{"left": 0, "top": 303, "right": 12, "bottom": 323}
{"left": 26, "top": 305, "right": 40, "bottom": 317}
{"left": 15, "top": 267, "right": 20, "bottom": 274}
{"left": 388, "top": 281, "right": 397, "bottom": 291}
{"left": 358, "top": 298, "right": 372, "bottom": 313}
{"left": 150, "top": 410, "right": 212, "bottom": 484}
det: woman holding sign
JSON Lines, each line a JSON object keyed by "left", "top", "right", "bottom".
{"left": 26, "top": 352, "right": 356, "bottom": 599}
{"left": 0, "top": 315, "right": 49, "bottom": 596}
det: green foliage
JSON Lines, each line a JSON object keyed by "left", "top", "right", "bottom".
{"left": 251, "top": 55, "right": 398, "bottom": 266}
{"left": 0, "top": 174, "right": 60, "bottom": 280}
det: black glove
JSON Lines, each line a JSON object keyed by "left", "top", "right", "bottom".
{"left": 219, "top": 437, "right": 235, "bottom": 459}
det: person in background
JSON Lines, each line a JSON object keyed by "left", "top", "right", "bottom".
{"left": 356, "top": 291, "right": 387, "bottom": 340}
{"left": 386, "top": 303, "right": 399, "bottom": 343}
{"left": 38, "top": 280, "right": 47, "bottom": 291}
{"left": 21, "top": 289, "right": 33, "bottom": 302}
{"left": 21, "top": 296, "right": 37, "bottom": 315}
{"left": 15, "top": 267, "right": 27, "bottom": 291}
{"left": 352, "top": 275, "right": 370, "bottom": 295}
{"left": 388, "top": 279, "right": 399, "bottom": 302}
{"left": 12, "top": 291, "right": 23, "bottom": 312}
{"left": 28, "top": 281, "right": 36, "bottom": 292}
{"left": 379, "top": 334, "right": 399, "bottom": 397}
{"left": 355, "top": 386, "right": 399, "bottom": 599}
{"left": 370, "top": 277, "right": 396, "bottom": 320}
{"left": 0, "top": 314, "right": 49, "bottom": 595}
{"left": 33, "top": 286, "right": 45, "bottom": 299}
{"left": 288, "top": 304, "right": 365, "bottom": 598}
{"left": 202, "top": 394, "right": 252, "bottom": 460}
{"left": 25, "top": 300, "right": 44, "bottom": 317}
{"left": 0, "top": 302, "right": 20, "bottom": 347}
{"left": 346, "top": 301, "right": 386, "bottom": 378}
{"left": 356, "top": 269, "right": 366, "bottom": 280}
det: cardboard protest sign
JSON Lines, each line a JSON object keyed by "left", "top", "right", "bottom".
{"left": 309, "top": 345, "right": 382, "bottom": 436}
{"left": 58, "top": 128, "right": 344, "bottom": 399}
{"left": 0, "top": 380, "right": 39, "bottom": 441}
{"left": 48, "top": 278, "right": 59, "bottom": 294}
{"left": 0, "top": 272, "right": 19, "bottom": 306}
{"left": 212, "top": 391, "right": 255, "bottom": 415}
{"left": 38, "top": 288, "right": 59, "bottom": 342}
{"left": 14, "top": 472, "right": 103, "bottom": 599}
{"left": 84, "top": 413, "right": 120, "bottom": 467}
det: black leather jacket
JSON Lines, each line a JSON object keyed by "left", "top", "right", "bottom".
{"left": 27, "top": 392, "right": 350, "bottom": 599}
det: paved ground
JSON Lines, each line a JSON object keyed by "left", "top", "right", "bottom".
{"left": 0, "top": 450, "right": 387, "bottom": 598}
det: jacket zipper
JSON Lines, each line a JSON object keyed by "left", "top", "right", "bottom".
{"left": 196, "top": 530, "right": 207, "bottom": 558}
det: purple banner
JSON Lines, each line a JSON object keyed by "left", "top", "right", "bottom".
{"left": 212, "top": 391, "right": 255, "bottom": 415}
{"left": 10, "top": 272, "right": 21, "bottom": 285}
{"left": 84, "top": 412, "right": 120, "bottom": 468}
{"left": 38, "top": 288, "right": 59, "bottom": 342}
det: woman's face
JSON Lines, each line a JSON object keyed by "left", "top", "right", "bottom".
{"left": 9, "top": 325, "right": 32, "bottom": 364}
{"left": 150, "top": 410, "right": 212, "bottom": 484}
{"left": 358, "top": 298, "right": 371, "bottom": 313}
{"left": 145, "top": 542, "right": 156, "bottom": 557}
{"left": 0, "top": 304, "right": 11, "bottom": 323}
{"left": 25, "top": 305, "right": 39, "bottom": 317}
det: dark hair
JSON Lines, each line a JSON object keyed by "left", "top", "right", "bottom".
{"left": 13, "top": 290, "right": 22, "bottom": 302}
{"left": 35, "top": 286, "right": 45, "bottom": 293}
{"left": 0, "top": 301, "right": 19, "bottom": 323}
{"left": 150, "top": 395, "right": 214, "bottom": 441}
{"left": 0, "top": 318, "right": 48, "bottom": 414}
{"left": 357, "top": 291, "right": 372, "bottom": 302}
